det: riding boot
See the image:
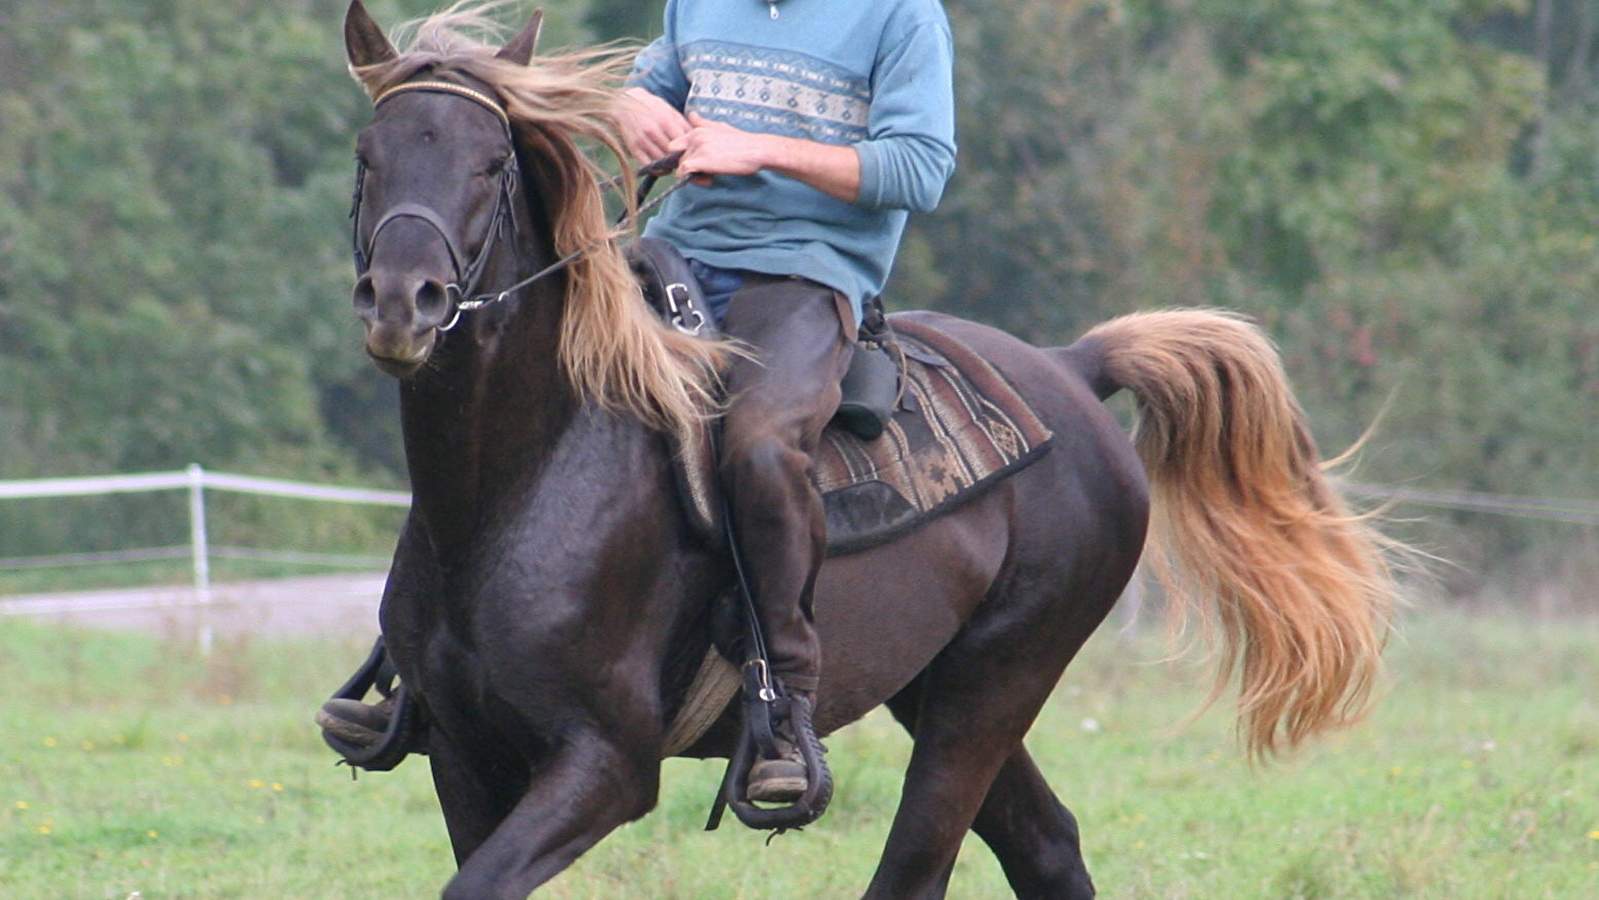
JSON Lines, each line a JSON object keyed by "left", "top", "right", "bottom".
{"left": 716, "top": 275, "right": 852, "bottom": 817}
{"left": 315, "top": 696, "right": 393, "bottom": 747}
{"left": 746, "top": 688, "right": 822, "bottom": 804}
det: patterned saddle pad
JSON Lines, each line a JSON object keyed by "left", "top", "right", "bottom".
{"left": 673, "top": 315, "right": 1055, "bottom": 556}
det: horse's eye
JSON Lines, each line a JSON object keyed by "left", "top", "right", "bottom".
{"left": 484, "top": 155, "right": 511, "bottom": 178}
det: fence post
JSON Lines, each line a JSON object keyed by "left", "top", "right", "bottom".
{"left": 187, "top": 463, "right": 213, "bottom": 655}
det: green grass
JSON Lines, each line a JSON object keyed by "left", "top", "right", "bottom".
{"left": 2, "top": 608, "right": 1595, "bottom": 899}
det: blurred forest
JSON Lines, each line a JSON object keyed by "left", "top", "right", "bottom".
{"left": 1, "top": 0, "right": 1595, "bottom": 599}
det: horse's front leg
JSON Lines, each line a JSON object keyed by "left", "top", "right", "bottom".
{"left": 432, "top": 726, "right": 660, "bottom": 900}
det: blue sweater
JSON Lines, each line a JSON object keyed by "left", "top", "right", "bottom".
{"left": 629, "top": 0, "right": 957, "bottom": 317}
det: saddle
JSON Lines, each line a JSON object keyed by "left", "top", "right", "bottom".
{"left": 628, "top": 238, "right": 1056, "bottom": 555}
{"left": 813, "top": 315, "right": 1055, "bottom": 554}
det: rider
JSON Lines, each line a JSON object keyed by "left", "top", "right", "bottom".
{"left": 616, "top": 0, "right": 956, "bottom": 804}
{"left": 318, "top": 0, "right": 957, "bottom": 808}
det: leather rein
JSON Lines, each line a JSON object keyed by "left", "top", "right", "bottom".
{"left": 350, "top": 79, "right": 686, "bottom": 332}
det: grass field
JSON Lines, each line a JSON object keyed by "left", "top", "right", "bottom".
{"left": 2, "top": 606, "right": 1594, "bottom": 899}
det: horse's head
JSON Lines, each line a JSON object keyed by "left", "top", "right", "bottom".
{"left": 338, "top": 1, "right": 724, "bottom": 438}
{"left": 343, "top": 0, "right": 544, "bottom": 378}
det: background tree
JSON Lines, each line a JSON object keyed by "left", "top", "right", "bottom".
{"left": 1, "top": 0, "right": 1593, "bottom": 597}
{"left": 914, "top": 0, "right": 1593, "bottom": 590}
{"left": 583, "top": 0, "right": 659, "bottom": 42}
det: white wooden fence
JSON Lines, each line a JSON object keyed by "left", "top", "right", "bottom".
{"left": 0, "top": 465, "right": 409, "bottom": 648}
{"left": 2, "top": 466, "right": 1593, "bottom": 649}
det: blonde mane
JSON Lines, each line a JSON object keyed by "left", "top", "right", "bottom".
{"left": 350, "top": 1, "right": 724, "bottom": 438}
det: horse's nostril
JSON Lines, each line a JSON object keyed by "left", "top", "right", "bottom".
{"left": 352, "top": 275, "right": 378, "bottom": 317}
{"left": 416, "top": 279, "right": 451, "bottom": 325}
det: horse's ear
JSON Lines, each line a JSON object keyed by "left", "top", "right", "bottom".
{"left": 345, "top": 0, "right": 398, "bottom": 69}
{"left": 496, "top": 8, "right": 544, "bottom": 65}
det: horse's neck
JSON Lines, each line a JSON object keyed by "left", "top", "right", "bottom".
{"left": 394, "top": 174, "right": 666, "bottom": 568}
{"left": 398, "top": 281, "right": 579, "bottom": 557}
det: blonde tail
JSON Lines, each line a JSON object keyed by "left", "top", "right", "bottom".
{"left": 1077, "top": 308, "right": 1397, "bottom": 758}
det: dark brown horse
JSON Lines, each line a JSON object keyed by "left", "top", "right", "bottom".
{"left": 338, "top": 4, "right": 1398, "bottom": 898}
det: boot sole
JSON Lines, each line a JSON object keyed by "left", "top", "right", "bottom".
{"left": 315, "top": 707, "right": 384, "bottom": 747}
{"left": 746, "top": 775, "right": 808, "bottom": 804}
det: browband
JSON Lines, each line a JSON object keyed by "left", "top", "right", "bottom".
{"left": 372, "top": 80, "right": 512, "bottom": 129}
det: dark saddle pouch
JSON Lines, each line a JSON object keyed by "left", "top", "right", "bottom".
{"left": 626, "top": 235, "right": 713, "bottom": 336}
{"left": 834, "top": 297, "right": 901, "bottom": 441}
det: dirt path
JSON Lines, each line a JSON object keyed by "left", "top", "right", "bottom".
{"left": 0, "top": 573, "right": 384, "bottom": 640}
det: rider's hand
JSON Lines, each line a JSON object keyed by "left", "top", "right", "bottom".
{"left": 671, "top": 113, "right": 862, "bottom": 203}
{"left": 615, "top": 87, "right": 690, "bottom": 165}
{"left": 671, "top": 113, "right": 779, "bottom": 185}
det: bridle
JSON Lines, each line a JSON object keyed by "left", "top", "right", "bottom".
{"left": 351, "top": 80, "right": 522, "bottom": 332}
{"left": 350, "top": 78, "right": 688, "bottom": 333}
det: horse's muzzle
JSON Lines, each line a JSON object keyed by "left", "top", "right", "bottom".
{"left": 353, "top": 269, "right": 452, "bottom": 377}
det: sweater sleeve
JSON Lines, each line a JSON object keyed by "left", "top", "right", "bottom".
{"left": 853, "top": 21, "right": 957, "bottom": 212}
{"left": 625, "top": 3, "right": 689, "bottom": 108}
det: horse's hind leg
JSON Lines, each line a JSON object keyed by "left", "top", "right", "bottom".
{"left": 971, "top": 746, "right": 1095, "bottom": 899}
{"left": 876, "top": 691, "right": 1094, "bottom": 900}
{"left": 862, "top": 542, "right": 1131, "bottom": 900}
{"left": 861, "top": 650, "right": 1086, "bottom": 900}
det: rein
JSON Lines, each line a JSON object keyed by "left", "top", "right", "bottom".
{"left": 449, "top": 164, "right": 688, "bottom": 326}
{"left": 352, "top": 78, "right": 687, "bottom": 331}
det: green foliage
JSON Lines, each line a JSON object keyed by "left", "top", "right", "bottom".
{"left": 909, "top": 0, "right": 1597, "bottom": 591}
{"left": 1199, "top": 0, "right": 1541, "bottom": 284}
{"left": 0, "top": 0, "right": 1595, "bottom": 593}
{"left": 0, "top": 0, "right": 383, "bottom": 487}
{"left": 583, "top": 0, "right": 660, "bottom": 42}
{"left": 927, "top": 0, "right": 1139, "bottom": 337}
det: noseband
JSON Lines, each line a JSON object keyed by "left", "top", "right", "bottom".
{"left": 351, "top": 80, "right": 521, "bottom": 332}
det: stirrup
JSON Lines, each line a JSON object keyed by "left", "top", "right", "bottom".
{"left": 319, "top": 636, "right": 428, "bottom": 772}
{"left": 707, "top": 667, "right": 832, "bottom": 833}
